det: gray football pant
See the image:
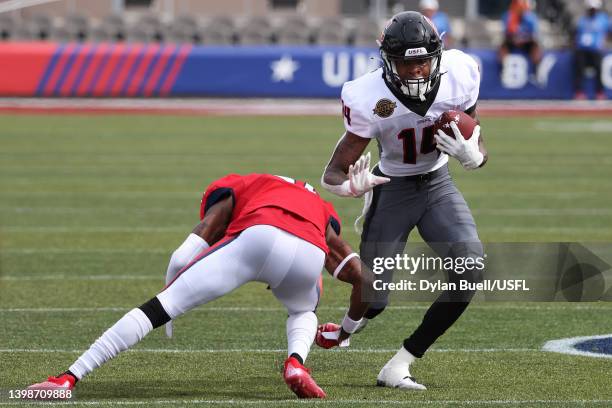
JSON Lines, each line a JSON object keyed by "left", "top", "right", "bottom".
{"left": 360, "top": 163, "right": 483, "bottom": 358}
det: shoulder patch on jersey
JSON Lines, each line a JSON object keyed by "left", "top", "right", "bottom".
{"left": 543, "top": 334, "right": 612, "bottom": 359}
{"left": 373, "top": 98, "right": 397, "bottom": 118}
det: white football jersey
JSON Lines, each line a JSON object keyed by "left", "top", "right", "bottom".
{"left": 340, "top": 49, "right": 480, "bottom": 176}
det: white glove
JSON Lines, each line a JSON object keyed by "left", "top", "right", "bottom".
{"left": 348, "top": 152, "right": 390, "bottom": 197}
{"left": 434, "top": 122, "right": 484, "bottom": 170}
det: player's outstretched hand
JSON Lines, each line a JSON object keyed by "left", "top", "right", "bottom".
{"left": 348, "top": 152, "right": 391, "bottom": 197}
{"left": 434, "top": 122, "right": 484, "bottom": 170}
{"left": 315, "top": 323, "right": 351, "bottom": 349}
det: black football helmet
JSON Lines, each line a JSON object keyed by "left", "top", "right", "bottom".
{"left": 378, "top": 11, "right": 443, "bottom": 101}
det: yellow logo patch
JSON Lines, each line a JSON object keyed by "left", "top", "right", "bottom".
{"left": 373, "top": 98, "right": 397, "bottom": 118}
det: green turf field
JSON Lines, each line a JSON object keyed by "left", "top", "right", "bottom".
{"left": 1, "top": 114, "right": 611, "bottom": 407}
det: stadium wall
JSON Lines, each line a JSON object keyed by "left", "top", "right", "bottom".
{"left": 0, "top": 42, "right": 610, "bottom": 99}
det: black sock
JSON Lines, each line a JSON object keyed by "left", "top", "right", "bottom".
{"left": 290, "top": 353, "right": 303, "bottom": 365}
{"left": 64, "top": 370, "right": 78, "bottom": 383}
{"left": 364, "top": 306, "right": 386, "bottom": 319}
{"left": 403, "top": 301, "right": 471, "bottom": 358}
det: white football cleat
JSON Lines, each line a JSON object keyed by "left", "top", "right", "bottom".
{"left": 376, "top": 350, "right": 426, "bottom": 390}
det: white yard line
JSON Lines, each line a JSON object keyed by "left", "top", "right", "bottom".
{"left": 0, "top": 348, "right": 537, "bottom": 354}
{"left": 1, "top": 97, "right": 611, "bottom": 116}
{"left": 1, "top": 191, "right": 606, "bottom": 197}
{"left": 0, "top": 191, "right": 197, "bottom": 197}
{"left": 534, "top": 121, "right": 612, "bottom": 133}
{"left": 3, "top": 224, "right": 611, "bottom": 234}
{"left": 0, "top": 248, "right": 170, "bottom": 254}
{"left": 0, "top": 275, "right": 161, "bottom": 281}
{"left": 0, "top": 305, "right": 609, "bottom": 312}
{"left": 3, "top": 207, "right": 612, "bottom": 216}
{"left": 2, "top": 226, "right": 189, "bottom": 233}
{"left": 0, "top": 398, "right": 611, "bottom": 406}
{"left": 476, "top": 226, "right": 610, "bottom": 233}
{"left": 0, "top": 306, "right": 310, "bottom": 312}
{"left": 0, "top": 207, "right": 192, "bottom": 214}
{"left": 472, "top": 208, "right": 612, "bottom": 216}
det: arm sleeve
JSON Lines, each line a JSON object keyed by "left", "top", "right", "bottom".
{"left": 326, "top": 202, "right": 342, "bottom": 235}
{"left": 199, "top": 174, "right": 243, "bottom": 220}
{"left": 341, "top": 83, "right": 375, "bottom": 139}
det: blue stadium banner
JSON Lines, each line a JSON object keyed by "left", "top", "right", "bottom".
{"left": 1, "top": 43, "right": 610, "bottom": 98}
{"left": 174, "top": 46, "right": 612, "bottom": 99}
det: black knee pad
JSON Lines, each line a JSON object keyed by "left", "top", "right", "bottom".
{"left": 138, "top": 297, "right": 171, "bottom": 329}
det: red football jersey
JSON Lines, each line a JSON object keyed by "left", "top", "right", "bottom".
{"left": 199, "top": 174, "right": 341, "bottom": 253}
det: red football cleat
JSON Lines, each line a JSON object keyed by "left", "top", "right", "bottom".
{"left": 27, "top": 373, "right": 76, "bottom": 398}
{"left": 283, "top": 357, "right": 326, "bottom": 399}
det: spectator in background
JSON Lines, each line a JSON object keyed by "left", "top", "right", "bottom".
{"left": 573, "top": 0, "right": 609, "bottom": 100}
{"left": 499, "top": 0, "right": 541, "bottom": 68}
{"left": 419, "top": 0, "right": 453, "bottom": 48}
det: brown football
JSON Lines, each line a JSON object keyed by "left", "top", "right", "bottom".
{"left": 433, "top": 110, "right": 477, "bottom": 140}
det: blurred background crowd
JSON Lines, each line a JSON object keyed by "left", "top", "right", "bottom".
{"left": 0, "top": 0, "right": 608, "bottom": 48}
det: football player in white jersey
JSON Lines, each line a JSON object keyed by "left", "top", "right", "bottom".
{"left": 320, "top": 11, "right": 488, "bottom": 390}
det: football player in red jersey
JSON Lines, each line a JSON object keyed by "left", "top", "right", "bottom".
{"left": 27, "top": 174, "right": 373, "bottom": 399}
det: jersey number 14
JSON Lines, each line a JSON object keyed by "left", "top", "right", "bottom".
{"left": 397, "top": 125, "right": 437, "bottom": 164}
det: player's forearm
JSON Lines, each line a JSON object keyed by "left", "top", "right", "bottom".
{"left": 321, "top": 165, "right": 353, "bottom": 197}
{"left": 339, "top": 262, "right": 375, "bottom": 341}
{"left": 336, "top": 260, "right": 370, "bottom": 341}
{"left": 324, "top": 235, "right": 356, "bottom": 277}
{"left": 321, "top": 131, "right": 372, "bottom": 197}
{"left": 194, "top": 218, "right": 227, "bottom": 246}
{"left": 347, "top": 280, "right": 368, "bottom": 321}
{"left": 327, "top": 255, "right": 371, "bottom": 320}
{"left": 194, "top": 196, "right": 233, "bottom": 245}
{"left": 322, "top": 165, "right": 348, "bottom": 185}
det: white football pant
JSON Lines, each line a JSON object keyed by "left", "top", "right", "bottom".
{"left": 157, "top": 225, "right": 325, "bottom": 317}
{"left": 68, "top": 225, "right": 326, "bottom": 380}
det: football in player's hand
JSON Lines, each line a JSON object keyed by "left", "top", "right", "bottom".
{"left": 433, "top": 110, "right": 477, "bottom": 140}
{"left": 315, "top": 323, "right": 342, "bottom": 349}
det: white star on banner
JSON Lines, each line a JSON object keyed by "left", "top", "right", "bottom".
{"left": 270, "top": 55, "right": 300, "bottom": 82}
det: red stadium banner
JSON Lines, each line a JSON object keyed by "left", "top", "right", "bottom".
{"left": 0, "top": 42, "right": 189, "bottom": 97}
{"left": 0, "top": 42, "right": 55, "bottom": 96}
